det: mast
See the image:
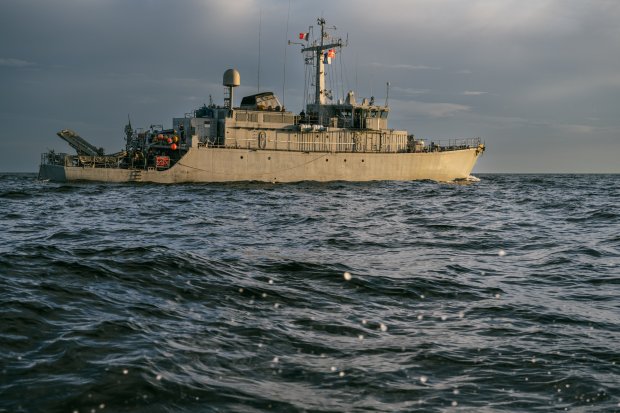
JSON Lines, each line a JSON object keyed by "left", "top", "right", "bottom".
{"left": 301, "top": 18, "right": 343, "bottom": 106}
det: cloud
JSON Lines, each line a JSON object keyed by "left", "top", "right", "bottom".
{"left": 552, "top": 123, "right": 598, "bottom": 135}
{"left": 522, "top": 73, "right": 620, "bottom": 102}
{"left": 394, "top": 99, "right": 471, "bottom": 118}
{"left": 368, "top": 62, "right": 440, "bottom": 71}
{"left": 392, "top": 86, "right": 429, "bottom": 96}
{"left": 0, "top": 0, "right": 618, "bottom": 172}
{"left": 0, "top": 58, "right": 34, "bottom": 67}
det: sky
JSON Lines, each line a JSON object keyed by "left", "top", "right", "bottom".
{"left": 1, "top": 0, "right": 619, "bottom": 173}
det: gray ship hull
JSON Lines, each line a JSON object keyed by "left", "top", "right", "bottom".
{"left": 38, "top": 146, "right": 482, "bottom": 183}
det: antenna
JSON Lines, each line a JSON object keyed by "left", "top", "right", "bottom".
{"left": 282, "top": 0, "right": 291, "bottom": 106}
{"left": 257, "top": 7, "right": 262, "bottom": 93}
{"left": 355, "top": 53, "right": 358, "bottom": 94}
{"left": 124, "top": 114, "right": 133, "bottom": 143}
{"left": 385, "top": 82, "right": 390, "bottom": 107}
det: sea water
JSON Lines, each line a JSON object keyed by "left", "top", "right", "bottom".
{"left": 1, "top": 173, "right": 619, "bottom": 412}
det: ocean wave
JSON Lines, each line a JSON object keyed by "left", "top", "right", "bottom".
{"left": 0, "top": 190, "right": 38, "bottom": 199}
{"left": 1, "top": 174, "right": 620, "bottom": 411}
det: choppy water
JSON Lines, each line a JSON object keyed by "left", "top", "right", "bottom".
{"left": 1, "top": 173, "right": 619, "bottom": 412}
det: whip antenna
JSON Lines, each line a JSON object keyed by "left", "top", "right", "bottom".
{"left": 257, "top": 6, "right": 262, "bottom": 92}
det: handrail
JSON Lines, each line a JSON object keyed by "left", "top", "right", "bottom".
{"left": 198, "top": 136, "right": 481, "bottom": 153}
{"left": 40, "top": 137, "right": 482, "bottom": 170}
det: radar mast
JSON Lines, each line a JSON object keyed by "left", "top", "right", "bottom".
{"left": 301, "top": 18, "right": 344, "bottom": 106}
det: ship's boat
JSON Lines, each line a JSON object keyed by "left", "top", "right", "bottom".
{"left": 39, "top": 18, "right": 484, "bottom": 183}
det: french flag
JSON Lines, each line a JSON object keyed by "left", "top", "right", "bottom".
{"left": 299, "top": 32, "right": 309, "bottom": 41}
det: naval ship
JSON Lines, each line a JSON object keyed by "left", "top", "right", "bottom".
{"left": 39, "top": 18, "right": 485, "bottom": 183}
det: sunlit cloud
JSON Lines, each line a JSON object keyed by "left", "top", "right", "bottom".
{"left": 392, "top": 86, "right": 430, "bottom": 95}
{"left": 553, "top": 123, "right": 598, "bottom": 135}
{"left": 394, "top": 99, "right": 471, "bottom": 118}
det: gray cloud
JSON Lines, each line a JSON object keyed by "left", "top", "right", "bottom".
{"left": 1, "top": 0, "right": 619, "bottom": 173}
{"left": 0, "top": 58, "right": 34, "bottom": 67}
{"left": 462, "top": 91, "right": 487, "bottom": 96}
{"left": 369, "top": 63, "right": 440, "bottom": 71}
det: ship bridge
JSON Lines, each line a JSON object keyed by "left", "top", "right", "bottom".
{"left": 306, "top": 91, "right": 390, "bottom": 130}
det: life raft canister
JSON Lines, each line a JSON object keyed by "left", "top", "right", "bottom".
{"left": 257, "top": 131, "right": 267, "bottom": 149}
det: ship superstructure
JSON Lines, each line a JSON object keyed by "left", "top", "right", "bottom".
{"left": 39, "top": 18, "right": 484, "bottom": 183}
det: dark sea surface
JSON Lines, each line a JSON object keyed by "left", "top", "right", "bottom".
{"left": 1, "top": 173, "right": 619, "bottom": 412}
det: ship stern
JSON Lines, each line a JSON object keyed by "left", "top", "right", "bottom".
{"left": 38, "top": 151, "right": 68, "bottom": 181}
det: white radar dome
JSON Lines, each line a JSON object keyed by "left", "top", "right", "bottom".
{"left": 223, "top": 69, "right": 241, "bottom": 87}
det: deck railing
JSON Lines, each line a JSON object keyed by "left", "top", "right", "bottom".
{"left": 40, "top": 152, "right": 126, "bottom": 168}
{"left": 41, "top": 137, "right": 483, "bottom": 170}
{"left": 207, "top": 133, "right": 482, "bottom": 154}
{"left": 421, "top": 138, "right": 483, "bottom": 153}
{"left": 40, "top": 152, "right": 69, "bottom": 166}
